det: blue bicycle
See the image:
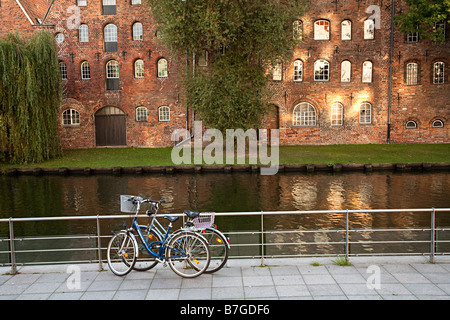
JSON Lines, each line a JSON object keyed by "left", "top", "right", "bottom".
{"left": 106, "top": 196, "right": 210, "bottom": 278}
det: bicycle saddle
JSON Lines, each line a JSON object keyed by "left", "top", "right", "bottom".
{"left": 184, "top": 210, "right": 200, "bottom": 219}
{"left": 164, "top": 216, "right": 179, "bottom": 223}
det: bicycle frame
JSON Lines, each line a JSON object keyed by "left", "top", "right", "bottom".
{"left": 126, "top": 199, "right": 189, "bottom": 261}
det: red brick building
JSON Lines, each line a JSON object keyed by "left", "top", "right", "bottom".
{"left": 1, "top": 0, "right": 449, "bottom": 148}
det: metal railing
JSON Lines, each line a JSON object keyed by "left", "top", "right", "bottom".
{"left": 0, "top": 208, "right": 449, "bottom": 275}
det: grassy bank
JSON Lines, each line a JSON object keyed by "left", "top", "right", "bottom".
{"left": 0, "top": 144, "right": 449, "bottom": 171}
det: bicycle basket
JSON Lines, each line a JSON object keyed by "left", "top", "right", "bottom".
{"left": 120, "top": 195, "right": 141, "bottom": 213}
{"left": 192, "top": 212, "right": 215, "bottom": 229}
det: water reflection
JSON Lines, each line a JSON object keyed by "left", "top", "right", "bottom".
{"left": 0, "top": 171, "right": 449, "bottom": 259}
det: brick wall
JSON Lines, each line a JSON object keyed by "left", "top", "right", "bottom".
{"left": 46, "top": 0, "right": 186, "bottom": 149}
{"left": 1, "top": 0, "right": 449, "bottom": 148}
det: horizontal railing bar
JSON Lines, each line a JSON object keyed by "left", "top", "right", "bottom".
{"left": 1, "top": 208, "right": 449, "bottom": 223}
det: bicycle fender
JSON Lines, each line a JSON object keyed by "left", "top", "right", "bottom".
{"left": 127, "top": 232, "right": 139, "bottom": 258}
{"left": 204, "top": 227, "right": 231, "bottom": 249}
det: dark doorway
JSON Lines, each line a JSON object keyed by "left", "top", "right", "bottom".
{"left": 95, "top": 106, "right": 126, "bottom": 146}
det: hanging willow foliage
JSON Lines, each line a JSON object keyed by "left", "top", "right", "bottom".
{"left": 0, "top": 30, "right": 62, "bottom": 164}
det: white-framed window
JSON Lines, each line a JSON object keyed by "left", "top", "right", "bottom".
{"left": 406, "top": 62, "right": 418, "bottom": 85}
{"left": 106, "top": 60, "right": 120, "bottom": 90}
{"left": 341, "top": 60, "right": 351, "bottom": 82}
{"left": 133, "top": 22, "right": 143, "bottom": 40}
{"left": 59, "top": 62, "right": 67, "bottom": 80}
{"left": 341, "top": 20, "right": 351, "bottom": 40}
{"left": 106, "top": 60, "right": 119, "bottom": 78}
{"left": 433, "top": 61, "right": 445, "bottom": 84}
{"left": 314, "top": 20, "right": 330, "bottom": 40}
{"left": 293, "top": 60, "right": 303, "bottom": 82}
{"left": 407, "top": 32, "right": 419, "bottom": 43}
{"left": 134, "top": 59, "right": 144, "bottom": 78}
{"left": 293, "top": 102, "right": 317, "bottom": 126}
{"left": 293, "top": 20, "right": 303, "bottom": 41}
{"left": 158, "top": 106, "right": 170, "bottom": 122}
{"left": 331, "top": 102, "right": 344, "bottom": 126}
{"left": 359, "top": 102, "right": 372, "bottom": 124}
{"left": 102, "top": 0, "right": 116, "bottom": 14}
{"left": 362, "top": 61, "right": 373, "bottom": 83}
{"left": 62, "top": 109, "right": 80, "bottom": 126}
{"left": 55, "top": 33, "right": 65, "bottom": 43}
{"left": 406, "top": 121, "right": 417, "bottom": 129}
{"left": 272, "top": 62, "right": 282, "bottom": 81}
{"left": 432, "top": 120, "right": 444, "bottom": 128}
{"left": 104, "top": 24, "right": 118, "bottom": 42}
{"left": 131, "top": 0, "right": 141, "bottom": 4}
{"left": 136, "top": 106, "right": 147, "bottom": 122}
{"left": 157, "top": 58, "right": 168, "bottom": 78}
{"left": 314, "top": 59, "right": 329, "bottom": 81}
{"left": 77, "top": 0, "right": 87, "bottom": 7}
{"left": 81, "top": 61, "right": 91, "bottom": 80}
{"left": 79, "top": 24, "right": 89, "bottom": 42}
{"left": 364, "top": 19, "right": 375, "bottom": 39}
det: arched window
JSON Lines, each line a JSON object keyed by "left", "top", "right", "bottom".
{"left": 293, "top": 60, "right": 303, "bottom": 82}
{"left": 331, "top": 103, "right": 344, "bottom": 126}
{"left": 293, "top": 102, "right": 317, "bottom": 126}
{"left": 104, "top": 24, "right": 118, "bottom": 52}
{"left": 432, "top": 120, "right": 444, "bottom": 128}
{"left": 359, "top": 102, "right": 372, "bottom": 124}
{"left": 272, "top": 61, "right": 282, "bottom": 81}
{"left": 81, "top": 61, "right": 91, "bottom": 80}
{"left": 362, "top": 61, "right": 373, "bottom": 83}
{"left": 136, "top": 106, "right": 147, "bottom": 122}
{"left": 341, "top": 60, "right": 351, "bottom": 82}
{"left": 364, "top": 19, "right": 375, "bottom": 39}
{"left": 106, "top": 60, "right": 120, "bottom": 90}
{"left": 157, "top": 58, "right": 168, "bottom": 78}
{"left": 133, "top": 22, "right": 143, "bottom": 40}
{"left": 406, "top": 121, "right": 417, "bottom": 129}
{"left": 433, "top": 61, "right": 445, "bottom": 84}
{"left": 59, "top": 62, "right": 67, "bottom": 80}
{"left": 79, "top": 24, "right": 89, "bottom": 42}
{"left": 293, "top": 20, "right": 303, "bottom": 41}
{"left": 158, "top": 106, "right": 170, "bottom": 122}
{"left": 406, "top": 62, "right": 418, "bottom": 85}
{"left": 314, "top": 20, "right": 330, "bottom": 40}
{"left": 314, "top": 59, "right": 329, "bottom": 81}
{"left": 135, "top": 59, "right": 144, "bottom": 78}
{"left": 341, "top": 20, "right": 351, "bottom": 40}
{"left": 62, "top": 109, "right": 80, "bottom": 126}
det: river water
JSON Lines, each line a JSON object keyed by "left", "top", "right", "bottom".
{"left": 0, "top": 171, "right": 449, "bottom": 262}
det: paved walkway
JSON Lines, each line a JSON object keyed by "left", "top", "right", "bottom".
{"left": 0, "top": 256, "right": 449, "bottom": 300}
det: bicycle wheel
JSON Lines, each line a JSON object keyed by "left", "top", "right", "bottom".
{"left": 133, "top": 226, "right": 161, "bottom": 271}
{"left": 201, "top": 228, "right": 229, "bottom": 274}
{"left": 166, "top": 231, "right": 210, "bottom": 278}
{"left": 107, "top": 231, "right": 137, "bottom": 276}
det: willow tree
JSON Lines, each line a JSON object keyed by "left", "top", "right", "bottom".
{"left": 0, "top": 30, "right": 62, "bottom": 164}
{"left": 147, "top": 0, "right": 308, "bottom": 132}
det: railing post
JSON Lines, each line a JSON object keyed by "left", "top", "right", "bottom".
{"left": 97, "top": 215, "right": 103, "bottom": 271}
{"left": 9, "top": 219, "right": 17, "bottom": 275}
{"left": 345, "top": 209, "right": 349, "bottom": 261}
{"left": 261, "top": 211, "right": 265, "bottom": 267}
{"left": 430, "top": 208, "right": 436, "bottom": 264}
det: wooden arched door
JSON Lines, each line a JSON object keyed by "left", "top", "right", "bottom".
{"left": 95, "top": 106, "right": 126, "bottom": 146}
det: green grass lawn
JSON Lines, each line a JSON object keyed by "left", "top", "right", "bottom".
{"left": 0, "top": 144, "right": 449, "bottom": 170}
